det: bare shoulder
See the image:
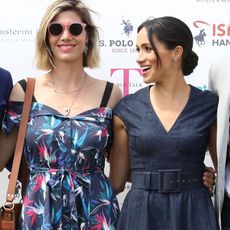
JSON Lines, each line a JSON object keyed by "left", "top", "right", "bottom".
{"left": 109, "top": 83, "right": 123, "bottom": 109}
{"left": 87, "top": 76, "right": 123, "bottom": 108}
{"left": 9, "top": 75, "right": 47, "bottom": 101}
{"left": 9, "top": 78, "right": 27, "bottom": 101}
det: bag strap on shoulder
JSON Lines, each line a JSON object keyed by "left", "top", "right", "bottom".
{"left": 6, "top": 78, "right": 35, "bottom": 203}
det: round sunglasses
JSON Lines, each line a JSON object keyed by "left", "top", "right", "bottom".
{"left": 48, "top": 22, "right": 87, "bottom": 37}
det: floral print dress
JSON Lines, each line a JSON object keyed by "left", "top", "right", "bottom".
{"left": 3, "top": 100, "right": 119, "bottom": 230}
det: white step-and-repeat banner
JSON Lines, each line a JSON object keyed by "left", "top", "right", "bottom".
{"left": 0, "top": 0, "right": 230, "bottom": 207}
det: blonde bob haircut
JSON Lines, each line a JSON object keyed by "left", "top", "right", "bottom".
{"left": 34, "top": 0, "right": 100, "bottom": 70}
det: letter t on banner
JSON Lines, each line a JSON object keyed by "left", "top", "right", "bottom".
{"left": 111, "top": 68, "right": 142, "bottom": 96}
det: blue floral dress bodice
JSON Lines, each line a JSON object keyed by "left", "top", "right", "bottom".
{"left": 3, "top": 102, "right": 119, "bottom": 230}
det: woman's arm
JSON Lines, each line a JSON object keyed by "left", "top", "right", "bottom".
{"left": 109, "top": 115, "right": 130, "bottom": 194}
{"left": 202, "top": 122, "right": 218, "bottom": 193}
{"left": 208, "top": 122, "right": 217, "bottom": 170}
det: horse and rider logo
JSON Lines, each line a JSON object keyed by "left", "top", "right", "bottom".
{"left": 121, "top": 17, "right": 133, "bottom": 37}
{"left": 193, "top": 20, "right": 210, "bottom": 47}
{"left": 194, "top": 29, "right": 207, "bottom": 47}
{"left": 120, "top": 18, "right": 208, "bottom": 46}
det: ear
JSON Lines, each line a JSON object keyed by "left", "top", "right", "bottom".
{"left": 172, "top": 45, "right": 183, "bottom": 62}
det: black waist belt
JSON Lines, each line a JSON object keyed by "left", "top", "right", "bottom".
{"left": 131, "top": 169, "right": 203, "bottom": 193}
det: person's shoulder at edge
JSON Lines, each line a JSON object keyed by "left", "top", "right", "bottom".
{"left": 210, "top": 54, "right": 230, "bottom": 71}
{"left": 0, "top": 67, "right": 13, "bottom": 87}
{"left": 0, "top": 67, "right": 12, "bottom": 77}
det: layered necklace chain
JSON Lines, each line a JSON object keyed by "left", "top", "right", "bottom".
{"left": 51, "top": 71, "right": 87, "bottom": 116}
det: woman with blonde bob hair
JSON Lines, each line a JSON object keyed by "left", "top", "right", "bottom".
{"left": 35, "top": 0, "right": 100, "bottom": 70}
{"left": 0, "top": 0, "right": 122, "bottom": 229}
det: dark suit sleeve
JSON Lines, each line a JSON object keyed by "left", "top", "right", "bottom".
{"left": 0, "top": 68, "right": 13, "bottom": 122}
{"left": 5, "top": 72, "right": 13, "bottom": 100}
{"left": 0, "top": 68, "right": 13, "bottom": 172}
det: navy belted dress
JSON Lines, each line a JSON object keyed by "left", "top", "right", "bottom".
{"left": 114, "top": 85, "right": 219, "bottom": 230}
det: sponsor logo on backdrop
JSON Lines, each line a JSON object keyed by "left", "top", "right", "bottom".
{"left": 111, "top": 68, "right": 144, "bottom": 95}
{"left": 0, "top": 27, "right": 35, "bottom": 42}
{"left": 193, "top": 20, "right": 230, "bottom": 47}
{"left": 197, "top": 85, "right": 208, "bottom": 91}
{"left": 99, "top": 17, "right": 136, "bottom": 54}
{"left": 194, "top": 28, "right": 207, "bottom": 46}
{"left": 121, "top": 17, "right": 134, "bottom": 37}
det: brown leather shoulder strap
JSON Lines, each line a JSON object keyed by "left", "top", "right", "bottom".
{"left": 6, "top": 78, "right": 35, "bottom": 202}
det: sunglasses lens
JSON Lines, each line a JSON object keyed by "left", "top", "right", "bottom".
{"left": 49, "top": 23, "right": 63, "bottom": 36}
{"left": 69, "top": 23, "right": 83, "bottom": 36}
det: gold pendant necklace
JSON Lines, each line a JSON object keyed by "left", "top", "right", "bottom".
{"left": 51, "top": 72, "right": 87, "bottom": 116}
{"left": 63, "top": 90, "right": 81, "bottom": 116}
{"left": 63, "top": 108, "right": 71, "bottom": 116}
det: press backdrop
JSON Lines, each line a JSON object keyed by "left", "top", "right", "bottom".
{"left": 0, "top": 0, "right": 230, "bottom": 207}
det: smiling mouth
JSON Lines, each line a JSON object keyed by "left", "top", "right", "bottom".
{"left": 58, "top": 45, "right": 75, "bottom": 48}
{"left": 141, "top": 66, "right": 151, "bottom": 72}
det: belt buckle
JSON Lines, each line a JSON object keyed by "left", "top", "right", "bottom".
{"left": 158, "top": 169, "right": 181, "bottom": 193}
